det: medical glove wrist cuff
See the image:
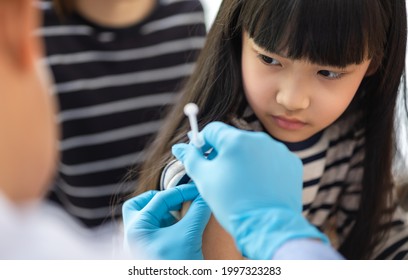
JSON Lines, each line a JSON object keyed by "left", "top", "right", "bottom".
{"left": 229, "top": 208, "right": 330, "bottom": 260}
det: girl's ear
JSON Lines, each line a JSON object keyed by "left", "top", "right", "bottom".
{"left": 0, "top": 0, "right": 41, "bottom": 70}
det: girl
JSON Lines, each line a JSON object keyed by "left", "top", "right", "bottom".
{"left": 135, "top": 0, "right": 408, "bottom": 259}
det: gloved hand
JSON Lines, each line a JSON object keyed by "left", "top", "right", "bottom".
{"left": 122, "top": 183, "right": 211, "bottom": 259}
{"left": 172, "top": 121, "right": 329, "bottom": 260}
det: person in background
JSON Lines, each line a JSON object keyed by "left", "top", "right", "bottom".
{"left": 133, "top": 0, "right": 408, "bottom": 259}
{"left": 38, "top": 0, "right": 206, "bottom": 228}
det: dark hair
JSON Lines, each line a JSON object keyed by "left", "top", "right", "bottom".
{"left": 52, "top": 0, "right": 75, "bottom": 18}
{"left": 135, "top": 0, "right": 407, "bottom": 259}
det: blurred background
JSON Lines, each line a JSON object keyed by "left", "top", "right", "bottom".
{"left": 200, "top": 0, "right": 222, "bottom": 29}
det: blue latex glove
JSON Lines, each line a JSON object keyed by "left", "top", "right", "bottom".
{"left": 172, "top": 121, "right": 329, "bottom": 260}
{"left": 122, "top": 184, "right": 211, "bottom": 259}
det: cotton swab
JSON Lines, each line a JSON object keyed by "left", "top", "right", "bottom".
{"left": 184, "top": 103, "right": 204, "bottom": 148}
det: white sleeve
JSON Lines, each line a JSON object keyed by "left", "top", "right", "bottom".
{"left": 272, "top": 239, "right": 344, "bottom": 260}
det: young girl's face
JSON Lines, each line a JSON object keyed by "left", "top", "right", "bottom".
{"left": 241, "top": 32, "right": 372, "bottom": 143}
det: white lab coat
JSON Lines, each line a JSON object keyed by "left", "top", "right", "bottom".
{"left": 0, "top": 192, "right": 126, "bottom": 259}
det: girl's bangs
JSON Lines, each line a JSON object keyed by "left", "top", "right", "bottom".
{"left": 240, "top": 0, "right": 388, "bottom": 67}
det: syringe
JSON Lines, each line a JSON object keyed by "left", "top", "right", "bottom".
{"left": 184, "top": 103, "right": 204, "bottom": 148}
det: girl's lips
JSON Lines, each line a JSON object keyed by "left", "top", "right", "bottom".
{"left": 273, "top": 116, "right": 306, "bottom": 130}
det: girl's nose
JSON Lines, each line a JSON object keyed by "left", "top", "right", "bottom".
{"left": 275, "top": 79, "right": 311, "bottom": 111}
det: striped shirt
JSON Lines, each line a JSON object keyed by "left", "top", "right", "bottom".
{"left": 39, "top": 0, "right": 206, "bottom": 227}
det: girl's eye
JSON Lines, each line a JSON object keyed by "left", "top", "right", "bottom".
{"left": 258, "top": 54, "right": 281, "bottom": 66}
{"left": 318, "top": 70, "right": 343, "bottom": 79}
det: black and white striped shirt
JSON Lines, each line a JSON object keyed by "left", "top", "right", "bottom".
{"left": 39, "top": 0, "right": 206, "bottom": 227}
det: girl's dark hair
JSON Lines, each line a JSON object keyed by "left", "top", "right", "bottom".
{"left": 135, "top": 0, "right": 407, "bottom": 259}
{"left": 52, "top": 0, "right": 75, "bottom": 18}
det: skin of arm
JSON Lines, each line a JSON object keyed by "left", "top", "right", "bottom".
{"left": 181, "top": 204, "right": 243, "bottom": 259}
{"left": 202, "top": 215, "right": 244, "bottom": 259}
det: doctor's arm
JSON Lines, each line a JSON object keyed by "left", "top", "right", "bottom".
{"left": 172, "top": 121, "right": 343, "bottom": 260}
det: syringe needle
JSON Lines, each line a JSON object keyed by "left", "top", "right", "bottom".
{"left": 184, "top": 103, "right": 204, "bottom": 148}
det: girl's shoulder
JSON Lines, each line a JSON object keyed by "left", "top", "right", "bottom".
{"left": 325, "top": 112, "right": 364, "bottom": 143}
